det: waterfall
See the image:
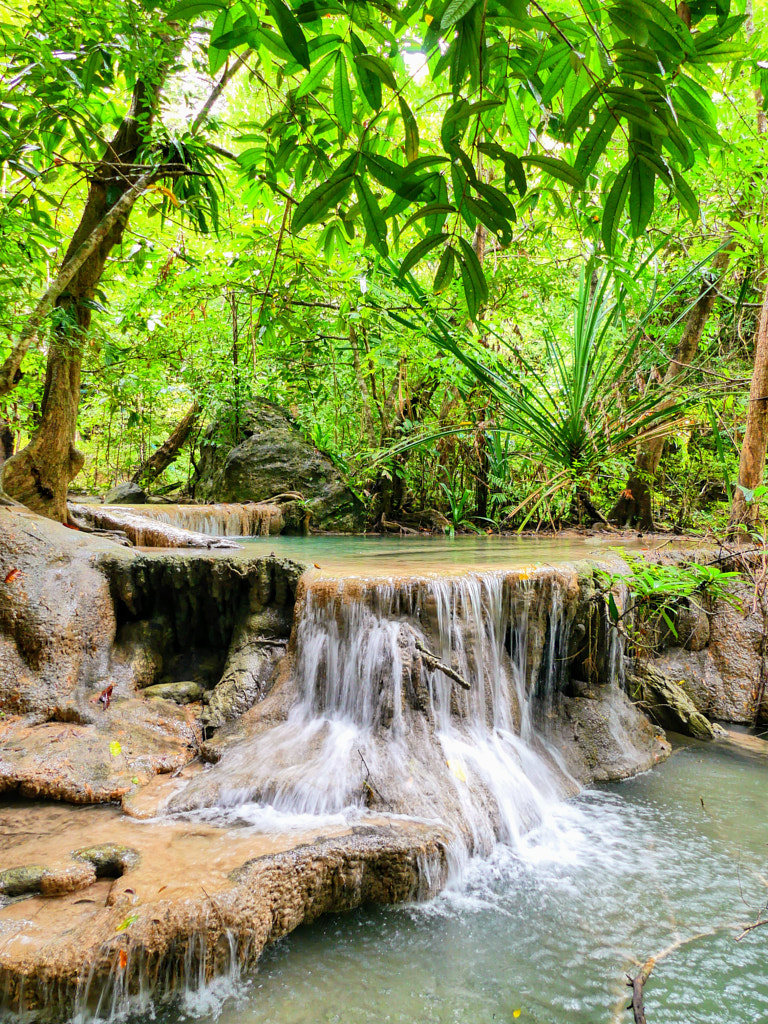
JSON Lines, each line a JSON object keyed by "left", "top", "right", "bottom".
{"left": 68, "top": 502, "right": 284, "bottom": 545}
{"left": 173, "top": 568, "right": 588, "bottom": 862}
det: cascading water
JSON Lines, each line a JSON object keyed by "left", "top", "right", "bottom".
{"left": 172, "top": 567, "right": 587, "bottom": 863}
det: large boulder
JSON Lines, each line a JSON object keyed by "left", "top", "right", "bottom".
{"left": 192, "top": 399, "right": 365, "bottom": 532}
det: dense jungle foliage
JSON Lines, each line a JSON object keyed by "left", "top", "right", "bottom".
{"left": 1, "top": 0, "right": 768, "bottom": 533}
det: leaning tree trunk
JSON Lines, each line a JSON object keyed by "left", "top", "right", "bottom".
{"left": 131, "top": 400, "right": 201, "bottom": 490}
{"left": 0, "top": 79, "right": 167, "bottom": 522}
{"left": 728, "top": 277, "right": 768, "bottom": 533}
{"left": 611, "top": 243, "right": 733, "bottom": 529}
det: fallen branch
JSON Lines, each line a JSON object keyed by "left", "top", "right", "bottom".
{"left": 405, "top": 628, "right": 471, "bottom": 690}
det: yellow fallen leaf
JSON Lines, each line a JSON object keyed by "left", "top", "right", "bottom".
{"left": 109, "top": 740, "right": 121, "bottom": 757}
{"left": 513, "top": 1012, "right": 522, "bottom": 1019}
{"left": 425, "top": 13, "right": 433, "bottom": 23}
{"left": 447, "top": 759, "right": 467, "bottom": 783}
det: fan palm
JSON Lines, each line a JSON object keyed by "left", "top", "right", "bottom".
{"left": 377, "top": 253, "right": 711, "bottom": 525}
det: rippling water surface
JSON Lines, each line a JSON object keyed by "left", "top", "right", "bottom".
{"left": 140, "top": 738, "right": 768, "bottom": 1024}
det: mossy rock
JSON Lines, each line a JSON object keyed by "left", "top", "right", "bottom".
{"left": 0, "top": 865, "right": 47, "bottom": 897}
{"left": 71, "top": 843, "right": 140, "bottom": 878}
{"left": 142, "top": 680, "right": 205, "bottom": 704}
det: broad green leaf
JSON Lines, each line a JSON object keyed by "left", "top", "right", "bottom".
{"left": 297, "top": 49, "right": 336, "bottom": 97}
{"left": 465, "top": 195, "right": 513, "bottom": 244}
{"left": 333, "top": 54, "right": 352, "bottom": 134}
{"left": 167, "top": 0, "right": 226, "bottom": 19}
{"left": 629, "top": 157, "right": 655, "bottom": 236}
{"left": 355, "top": 175, "right": 388, "bottom": 257}
{"left": 433, "top": 245, "right": 455, "bottom": 293}
{"left": 354, "top": 53, "right": 397, "bottom": 90}
{"left": 400, "top": 203, "right": 456, "bottom": 234}
{"left": 292, "top": 174, "right": 354, "bottom": 233}
{"left": 441, "top": 99, "right": 471, "bottom": 152}
{"left": 441, "top": 0, "right": 479, "bottom": 31}
{"left": 474, "top": 180, "right": 516, "bottom": 220}
{"left": 265, "top": 0, "right": 310, "bottom": 69}
{"left": 477, "top": 142, "right": 526, "bottom": 196}
{"left": 399, "top": 96, "right": 419, "bottom": 163}
{"left": 671, "top": 168, "right": 699, "bottom": 223}
{"left": 399, "top": 232, "right": 449, "bottom": 277}
{"left": 521, "top": 156, "right": 586, "bottom": 189}
{"left": 574, "top": 107, "right": 618, "bottom": 177}
{"left": 601, "top": 161, "right": 631, "bottom": 255}
{"left": 457, "top": 235, "right": 488, "bottom": 318}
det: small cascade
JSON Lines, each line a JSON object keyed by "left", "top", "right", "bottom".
{"left": 172, "top": 567, "right": 601, "bottom": 861}
{"left": 68, "top": 502, "right": 284, "bottom": 545}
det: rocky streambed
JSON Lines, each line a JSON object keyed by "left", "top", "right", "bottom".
{"left": 0, "top": 507, "right": 765, "bottom": 1020}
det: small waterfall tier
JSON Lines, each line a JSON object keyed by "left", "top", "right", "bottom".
{"left": 69, "top": 502, "right": 284, "bottom": 546}
{"left": 170, "top": 565, "right": 650, "bottom": 860}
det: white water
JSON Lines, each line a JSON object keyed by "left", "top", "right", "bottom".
{"left": 175, "top": 569, "right": 586, "bottom": 865}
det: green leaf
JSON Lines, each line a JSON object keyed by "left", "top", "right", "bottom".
{"left": 399, "top": 232, "right": 449, "bottom": 277}
{"left": 400, "top": 203, "right": 456, "bottom": 234}
{"left": 465, "top": 196, "right": 513, "bottom": 245}
{"left": 521, "top": 156, "right": 586, "bottom": 189}
{"left": 601, "top": 161, "right": 631, "bottom": 255}
{"left": 477, "top": 142, "right": 526, "bottom": 195}
{"left": 671, "top": 169, "right": 699, "bottom": 223}
{"left": 441, "top": 99, "right": 471, "bottom": 153}
{"left": 433, "top": 245, "right": 456, "bottom": 293}
{"left": 474, "top": 180, "right": 516, "bottom": 220}
{"left": 629, "top": 157, "right": 655, "bottom": 236}
{"left": 607, "top": 592, "right": 619, "bottom": 623}
{"left": 166, "top": 0, "right": 226, "bottom": 19}
{"left": 116, "top": 914, "right": 139, "bottom": 932}
{"left": 355, "top": 175, "right": 388, "bottom": 257}
{"left": 292, "top": 174, "right": 354, "bottom": 233}
{"left": 574, "top": 107, "right": 618, "bottom": 177}
{"left": 265, "top": 0, "right": 310, "bottom": 69}
{"left": 354, "top": 53, "right": 397, "bottom": 90}
{"left": 333, "top": 53, "right": 353, "bottom": 133}
{"left": 399, "top": 97, "right": 419, "bottom": 163}
{"left": 350, "top": 33, "right": 382, "bottom": 110}
{"left": 297, "top": 49, "right": 336, "bottom": 97}
{"left": 441, "top": 0, "right": 479, "bottom": 31}
{"left": 457, "top": 236, "right": 488, "bottom": 319}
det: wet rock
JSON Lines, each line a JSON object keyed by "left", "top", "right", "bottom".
{"left": 628, "top": 662, "right": 716, "bottom": 740}
{"left": 72, "top": 843, "right": 140, "bottom": 878}
{"left": 104, "top": 482, "right": 147, "bottom": 504}
{"left": 40, "top": 861, "right": 97, "bottom": 896}
{"left": 675, "top": 599, "right": 710, "bottom": 651}
{"left": 0, "top": 699, "right": 201, "bottom": 803}
{"left": 551, "top": 685, "right": 671, "bottom": 782}
{"left": 0, "top": 865, "right": 46, "bottom": 898}
{"left": 142, "top": 680, "right": 205, "bottom": 704}
{"left": 192, "top": 399, "right": 365, "bottom": 532}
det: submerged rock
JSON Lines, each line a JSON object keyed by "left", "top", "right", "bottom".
{"left": 192, "top": 399, "right": 365, "bottom": 531}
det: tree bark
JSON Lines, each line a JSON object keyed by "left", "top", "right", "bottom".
{"left": 0, "top": 76, "right": 168, "bottom": 521}
{"left": 131, "top": 400, "right": 201, "bottom": 490}
{"left": 611, "top": 243, "right": 733, "bottom": 529}
{"left": 728, "top": 278, "right": 768, "bottom": 533}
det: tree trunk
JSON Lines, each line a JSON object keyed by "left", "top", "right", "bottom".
{"left": 0, "top": 78, "right": 167, "bottom": 521}
{"left": 728, "top": 278, "right": 768, "bottom": 533}
{"left": 611, "top": 243, "right": 733, "bottom": 528}
{"left": 131, "top": 401, "right": 201, "bottom": 490}
{"left": 0, "top": 422, "right": 13, "bottom": 468}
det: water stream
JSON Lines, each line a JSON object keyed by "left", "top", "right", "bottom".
{"left": 136, "top": 738, "right": 768, "bottom": 1024}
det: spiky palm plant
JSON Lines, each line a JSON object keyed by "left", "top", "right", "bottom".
{"left": 378, "top": 253, "right": 710, "bottom": 526}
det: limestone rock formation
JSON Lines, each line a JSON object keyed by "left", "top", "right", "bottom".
{"left": 0, "top": 507, "right": 302, "bottom": 803}
{"left": 192, "top": 399, "right": 365, "bottom": 531}
{"left": 103, "top": 481, "right": 146, "bottom": 504}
